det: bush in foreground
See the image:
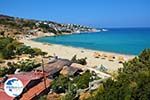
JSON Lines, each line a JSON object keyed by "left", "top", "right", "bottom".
{"left": 88, "top": 49, "right": 150, "bottom": 100}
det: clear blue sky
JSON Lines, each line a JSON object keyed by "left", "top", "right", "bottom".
{"left": 0, "top": 0, "right": 150, "bottom": 28}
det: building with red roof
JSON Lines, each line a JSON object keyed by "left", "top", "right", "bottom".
{"left": 0, "top": 71, "right": 51, "bottom": 100}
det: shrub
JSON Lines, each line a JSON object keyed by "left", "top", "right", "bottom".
{"left": 16, "top": 59, "right": 41, "bottom": 72}
{"left": 71, "top": 55, "right": 87, "bottom": 65}
{"left": 88, "top": 49, "right": 150, "bottom": 100}
{"left": 74, "top": 70, "right": 93, "bottom": 89}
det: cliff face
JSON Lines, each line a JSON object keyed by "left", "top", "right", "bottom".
{"left": 0, "top": 14, "right": 97, "bottom": 37}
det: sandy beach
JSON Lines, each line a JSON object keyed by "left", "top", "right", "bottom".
{"left": 19, "top": 38, "right": 135, "bottom": 72}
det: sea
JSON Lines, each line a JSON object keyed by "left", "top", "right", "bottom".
{"left": 34, "top": 28, "right": 150, "bottom": 55}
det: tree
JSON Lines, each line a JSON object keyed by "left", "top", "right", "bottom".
{"left": 2, "top": 49, "right": 15, "bottom": 59}
{"left": 71, "top": 55, "right": 87, "bottom": 65}
{"left": 0, "top": 63, "right": 16, "bottom": 77}
{"left": 74, "top": 70, "right": 93, "bottom": 89}
{"left": 88, "top": 49, "right": 150, "bottom": 100}
{"left": 51, "top": 75, "right": 68, "bottom": 93}
{"left": 16, "top": 59, "right": 41, "bottom": 72}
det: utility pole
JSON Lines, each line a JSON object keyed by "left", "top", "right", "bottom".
{"left": 42, "top": 59, "right": 47, "bottom": 89}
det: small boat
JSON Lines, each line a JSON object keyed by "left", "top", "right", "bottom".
{"left": 102, "top": 29, "right": 108, "bottom": 32}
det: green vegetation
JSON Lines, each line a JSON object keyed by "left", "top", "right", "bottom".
{"left": 0, "top": 14, "right": 96, "bottom": 38}
{"left": 51, "top": 75, "right": 70, "bottom": 93}
{"left": 0, "top": 59, "right": 41, "bottom": 77}
{"left": 0, "top": 37, "right": 45, "bottom": 77}
{"left": 73, "top": 70, "right": 93, "bottom": 89}
{"left": 51, "top": 70, "right": 99, "bottom": 100}
{"left": 88, "top": 49, "right": 150, "bottom": 100}
{"left": 71, "top": 55, "right": 87, "bottom": 65}
{"left": 15, "top": 59, "right": 41, "bottom": 72}
{"left": 0, "top": 37, "right": 16, "bottom": 59}
{"left": 0, "top": 16, "right": 35, "bottom": 28}
{"left": 51, "top": 70, "right": 94, "bottom": 92}
{"left": 22, "top": 20, "right": 35, "bottom": 28}
{"left": 0, "top": 37, "right": 47, "bottom": 59}
{"left": 0, "top": 65, "right": 16, "bottom": 77}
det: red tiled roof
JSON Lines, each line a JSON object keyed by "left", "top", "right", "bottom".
{"left": 0, "top": 90, "right": 13, "bottom": 100}
{"left": 0, "top": 71, "right": 46, "bottom": 100}
{"left": 20, "top": 79, "right": 52, "bottom": 100}
{"left": 7, "top": 72, "right": 44, "bottom": 87}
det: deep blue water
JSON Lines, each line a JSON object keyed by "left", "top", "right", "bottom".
{"left": 34, "top": 28, "right": 150, "bottom": 55}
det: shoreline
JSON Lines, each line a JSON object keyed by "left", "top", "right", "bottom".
{"left": 33, "top": 38, "right": 135, "bottom": 57}
{"left": 34, "top": 39, "right": 136, "bottom": 57}
{"left": 30, "top": 31, "right": 136, "bottom": 57}
{"left": 19, "top": 35, "right": 135, "bottom": 72}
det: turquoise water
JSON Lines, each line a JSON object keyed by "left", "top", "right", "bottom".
{"left": 34, "top": 28, "right": 150, "bottom": 55}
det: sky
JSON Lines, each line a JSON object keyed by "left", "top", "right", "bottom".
{"left": 0, "top": 0, "right": 150, "bottom": 28}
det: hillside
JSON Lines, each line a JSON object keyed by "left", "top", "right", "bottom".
{"left": 0, "top": 14, "right": 98, "bottom": 37}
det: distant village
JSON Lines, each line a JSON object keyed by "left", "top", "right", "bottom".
{"left": 0, "top": 14, "right": 100, "bottom": 39}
